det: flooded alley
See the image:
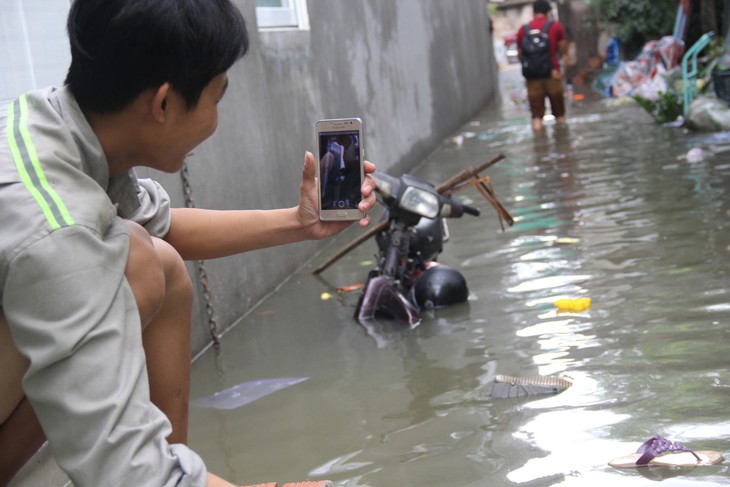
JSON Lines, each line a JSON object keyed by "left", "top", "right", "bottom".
{"left": 188, "top": 66, "right": 730, "bottom": 486}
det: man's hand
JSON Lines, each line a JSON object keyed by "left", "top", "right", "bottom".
{"left": 297, "top": 151, "right": 376, "bottom": 240}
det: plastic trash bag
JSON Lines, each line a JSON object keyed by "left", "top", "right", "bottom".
{"left": 685, "top": 96, "right": 730, "bottom": 131}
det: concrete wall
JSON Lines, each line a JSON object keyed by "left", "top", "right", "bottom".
{"left": 141, "top": 0, "right": 500, "bottom": 355}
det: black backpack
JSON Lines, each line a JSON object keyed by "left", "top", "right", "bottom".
{"left": 521, "top": 20, "right": 553, "bottom": 79}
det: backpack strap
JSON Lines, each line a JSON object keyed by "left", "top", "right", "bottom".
{"left": 541, "top": 20, "right": 553, "bottom": 34}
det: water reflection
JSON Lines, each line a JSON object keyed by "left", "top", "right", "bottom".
{"left": 189, "top": 90, "right": 730, "bottom": 485}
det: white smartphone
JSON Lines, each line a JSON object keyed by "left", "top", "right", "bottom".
{"left": 315, "top": 117, "right": 365, "bottom": 221}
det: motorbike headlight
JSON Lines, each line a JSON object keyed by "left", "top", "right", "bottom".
{"left": 399, "top": 187, "right": 440, "bottom": 218}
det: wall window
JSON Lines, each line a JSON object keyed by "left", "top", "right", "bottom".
{"left": 255, "top": 0, "right": 310, "bottom": 31}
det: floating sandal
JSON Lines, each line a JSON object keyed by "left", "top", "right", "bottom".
{"left": 609, "top": 435, "right": 723, "bottom": 468}
{"left": 490, "top": 374, "right": 572, "bottom": 399}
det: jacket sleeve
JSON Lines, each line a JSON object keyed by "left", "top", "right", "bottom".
{"left": 2, "top": 219, "right": 206, "bottom": 487}
{"left": 131, "top": 177, "right": 172, "bottom": 238}
{"left": 107, "top": 171, "right": 172, "bottom": 238}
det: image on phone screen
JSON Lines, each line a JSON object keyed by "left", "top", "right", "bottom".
{"left": 318, "top": 130, "right": 362, "bottom": 211}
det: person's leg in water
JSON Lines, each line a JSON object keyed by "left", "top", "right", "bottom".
{"left": 0, "top": 221, "right": 193, "bottom": 485}
{"left": 546, "top": 75, "right": 566, "bottom": 125}
{"left": 526, "top": 78, "right": 548, "bottom": 131}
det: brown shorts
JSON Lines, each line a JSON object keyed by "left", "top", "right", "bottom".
{"left": 526, "top": 77, "right": 566, "bottom": 120}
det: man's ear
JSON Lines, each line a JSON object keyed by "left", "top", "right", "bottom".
{"left": 151, "top": 83, "right": 172, "bottom": 123}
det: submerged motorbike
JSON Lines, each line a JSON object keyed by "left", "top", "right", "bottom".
{"left": 354, "top": 171, "right": 481, "bottom": 328}
{"left": 312, "top": 153, "right": 513, "bottom": 334}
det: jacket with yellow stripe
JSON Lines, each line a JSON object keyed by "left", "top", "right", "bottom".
{"left": 0, "top": 86, "right": 207, "bottom": 487}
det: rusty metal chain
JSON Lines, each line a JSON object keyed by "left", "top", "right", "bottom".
{"left": 180, "top": 161, "right": 221, "bottom": 349}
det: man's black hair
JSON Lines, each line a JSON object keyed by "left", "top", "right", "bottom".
{"left": 533, "top": 0, "right": 551, "bottom": 15}
{"left": 65, "top": 0, "right": 249, "bottom": 113}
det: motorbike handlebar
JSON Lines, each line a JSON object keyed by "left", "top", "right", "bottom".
{"left": 462, "top": 204, "right": 480, "bottom": 217}
{"left": 440, "top": 198, "right": 480, "bottom": 218}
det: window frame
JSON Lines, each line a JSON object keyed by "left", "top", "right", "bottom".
{"left": 255, "top": 0, "right": 310, "bottom": 31}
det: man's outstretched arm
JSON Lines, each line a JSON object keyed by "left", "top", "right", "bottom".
{"left": 165, "top": 152, "right": 376, "bottom": 261}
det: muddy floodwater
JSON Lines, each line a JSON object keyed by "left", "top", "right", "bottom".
{"left": 189, "top": 72, "right": 730, "bottom": 486}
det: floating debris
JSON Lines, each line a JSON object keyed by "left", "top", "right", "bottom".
{"left": 554, "top": 297, "right": 591, "bottom": 312}
{"left": 685, "top": 147, "right": 705, "bottom": 162}
{"left": 335, "top": 283, "right": 365, "bottom": 295}
{"left": 191, "top": 377, "right": 309, "bottom": 410}
{"left": 491, "top": 374, "right": 572, "bottom": 399}
{"left": 320, "top": 292, "right": 334, "bottom": 300}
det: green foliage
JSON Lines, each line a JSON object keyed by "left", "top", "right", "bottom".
{"left": 633, "top": 92, "right": 684, "bottom": 124}
{"left": 587, "top": 0, "right": 678, "bottom": 58}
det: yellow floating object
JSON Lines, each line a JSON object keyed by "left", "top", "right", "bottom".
{"left": 555, "top": 237, "right": 580, "bottom": 244}
{"left": 320, "top": 292, "right": 333, "bottom": 300}
{"left": 554, "top": 297, "right": 591, "bottom": 312}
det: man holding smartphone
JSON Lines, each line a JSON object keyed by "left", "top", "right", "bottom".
{"left": 0, "top": 0, "right": 375, "bottom": 486}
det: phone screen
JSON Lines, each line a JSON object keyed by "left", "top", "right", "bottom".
{"left": 317, "top": 130, "right": 362, "bottom": 211}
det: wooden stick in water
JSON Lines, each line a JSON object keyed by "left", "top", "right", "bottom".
{"left": 311, "top": 220, "right": 387, "bottom": 275}
{"left": 436, "top": 153, "right": 505, "bottom": 193}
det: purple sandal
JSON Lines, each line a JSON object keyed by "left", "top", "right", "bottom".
{"left": 635, "top": 435, "right": 701, "bottom": 466}
{"left": 609, "top": 435, "right": 723, "bottom": 469}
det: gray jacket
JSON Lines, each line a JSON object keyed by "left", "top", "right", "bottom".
{"left": 0, "top": 87, "right": 207, "bottom": 487}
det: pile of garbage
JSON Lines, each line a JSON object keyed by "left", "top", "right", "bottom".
{"left": 595, "top": 32, "right": 730, "bottom": 130}
{"left": 609, "top": 36, "right": 684, "bottom": 100}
